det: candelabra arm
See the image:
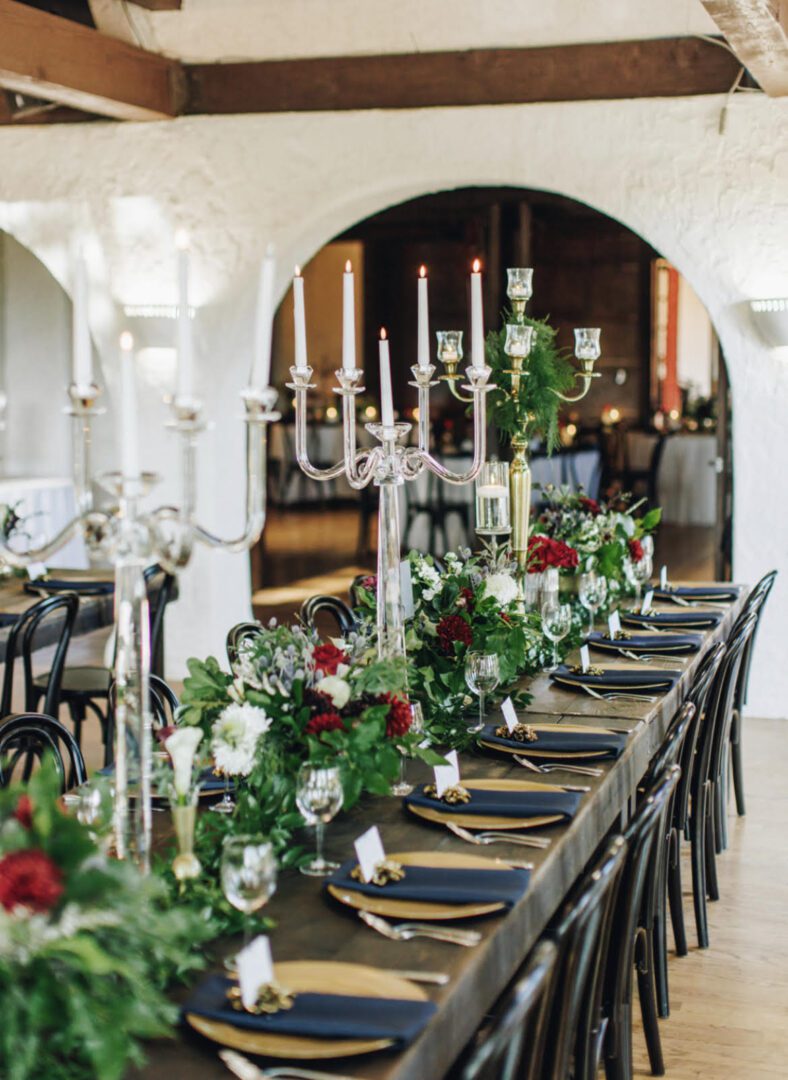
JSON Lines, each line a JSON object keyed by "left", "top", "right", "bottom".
{"left": 0, "top": 515, "right": 96, "bottom": 569}
{"left": 419, "top": 365, "right": 493, "bottom": 486}
{"left": 549, "top": 376, "right": 594, "bottom": 403}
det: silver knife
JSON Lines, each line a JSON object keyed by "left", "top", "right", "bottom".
{"left": 220, "top": 1048, "right": 363, "bottom": 1080}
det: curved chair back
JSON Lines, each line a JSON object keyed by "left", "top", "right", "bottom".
{"left": 143, "top": 564, "right": 177, "bottom": 678}
{"left": 1, "top": 592, "right": 79, "bottom": 720}
{"left": 108, "top": 673, "right": 180, "bottom": 731}
{"left": 226, "top": 621, "right": 264, "bottom": 668}
{"left": 0, "top": 712, "right": 87, "bottom": 791}
{"left": 647, "top": 700, "right": 696, "bottom": 786}
{"left": 300, "top": 595, "right": 356, "bottom": 637}
{"left": 707, "top": 613, "right": 758, "bottom": 796}
{"left": 461, "top": 939, "right": 558, "bottom": 1080}
{"left": 735, "top": 569, "right": 777, "bottom": 708}
{"left": 676, "top": 643, "right": 725, "bottom": 829}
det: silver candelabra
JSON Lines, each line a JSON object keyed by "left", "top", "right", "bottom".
{"left": 289, "top": 360, "right": 493, "bottom": 659}
{"left": 0, "top": 380, "right": 279, "bottom": 871}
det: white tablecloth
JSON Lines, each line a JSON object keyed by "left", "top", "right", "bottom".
{"left": 626, "top": 432, "right": 718, "bottom": 526}
{"left": 0, "top": 477, "right": 88, "bottom": 568}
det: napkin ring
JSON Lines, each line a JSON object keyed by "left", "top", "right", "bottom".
{"left": 613, "top": 631, "right": 632, "bottom": 641}
{"left": 351, "top": 858, "right": 406, "bottom": 887}
{"left": 568, "top": 665, "right": 604, "bottom": 677}
{"left": 423, "top": 783, "right": 471, "bottom": 805}
{"left": 227, "top": 982, "right": 295, "bottom": 1015}
{"left": 494, "top": 722, "right": 538, "bottom": 743}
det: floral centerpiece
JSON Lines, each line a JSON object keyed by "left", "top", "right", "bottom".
{"left": 0, "top": 763, "right": 209, "bottom": 1080}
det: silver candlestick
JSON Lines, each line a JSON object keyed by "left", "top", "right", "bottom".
{"left": 289, "top": 360, "right": 493, "bottom": 660}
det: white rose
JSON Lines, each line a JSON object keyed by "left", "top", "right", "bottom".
{"left": 318, "top": 675, "right": 351, "bottom": 709}
{"left": 165, "top": 726, "right": 203, "bottom": 797}
{"left": 483, "top": 572, "right": 520, "bottom": 607}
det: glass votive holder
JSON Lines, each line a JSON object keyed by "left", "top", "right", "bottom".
{"left": 524, "top": 572, "right": 542, "bottom": 610}
{"left": 504, "top": 323, "right": 535, "bottom": 359}
{"left": 506, "top": 267, "right": 534, "bottom": 302}
{"left": 540, "top": 567, "right": 560, "bottom": 608}
{"left": 436, "top": 330, "right": 463, "bottom": 364}
{"left": 574, "top": 328, "right": 602, "bottom": 361}
{"left": 475, "top": 461, "right": 510, "bottom": 536}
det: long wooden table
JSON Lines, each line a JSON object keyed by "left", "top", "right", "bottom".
{"left": 137, "top": 586, "right": 747, "bottom": 1080}
{"left": 0, "top": 577, "right": 115, "bottom": 663}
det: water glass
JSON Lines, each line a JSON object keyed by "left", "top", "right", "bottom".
{"left": 578, "top": 571, "right": 608, "bottom": 634}
{"left": 540, "top": 567, "right": 560, "bottom": 609}
{"left": 625, "top": 553, "right": 653, "bottom": 605}
{"left": 391, "top": 702, "right": 424, "bottom": 797}
{"left": 524, "top": 572, "right": 542, "bottom": 611}
{"left": 541, "top": 602, "right": 572, "bottom": 671}
{"left": 465, "top": 652, "right": 500, "bottom": 733}
{"left": 76, "top": 779, "right": 114, "bottom": 846}
{"left": 475, "top": 461, "right": 510, "bottom": 537}
{"left": 221, "top": 835, "right": 277, "bottom": 965}
{"left": 295, "top": 764, "right": 344, "bottom": 876}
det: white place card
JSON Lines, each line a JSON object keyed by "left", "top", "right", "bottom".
{"left": 27, "top": 563, "right": 47, "bottom": 580}
{"left": 642, "top": 589, "right": 654, "bottom": 614}
{"left": 354, "top": 825, "right": 386, "bottom": 884}
{"left": 237, "top": 935, "right": 274, "bottom": 1011}
{"left": 660, "top": 565, "right": 668, "bottom": 590}
{"left": 434, "top": 749, "right": 460, "bottom": 798}
{"left": 580, "top": 644, "right": 591, "bottom": 673}
{"left": 400, "top": 560, "right": 414, "bottom": 619}
{"left": 608, "top": 609, "right": 622, "bottom": 638}
{"left": 501, "top": 696, "right": 518, "bottom": 733}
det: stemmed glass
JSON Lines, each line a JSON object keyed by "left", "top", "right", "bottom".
{"left": 578, "top": 571, "right": 608, "bottom": 635}
{"left": 296, "top": 764, "right": 344, "bottom": 877}
{"left": 541, "top": 602, "right": 572, "bottom": 671}
{"left": 625, "top": 553, "right": 653, "bottom": 607}
{"left": 465, "top": 652, "right": 500, "bottom": 733}
{"left": 76, "top": 779, "right": 115, "bottom": 849}
{"left": 221, "top": 835, "right": 277, "bottom": 969}
{"left": 210, "top": 770, "right": 236, "bottom": 816}
{"left": 391, "top": 702, "right": 424, "bottom": 797}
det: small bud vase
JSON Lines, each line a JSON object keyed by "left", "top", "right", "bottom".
{"left": 171, "top": 795, "right": 201, "bottom": 881}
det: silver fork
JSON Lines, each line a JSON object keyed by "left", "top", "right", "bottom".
{"left": 446, "top": 821, "right": 551, "bottom": 849}
{"left": 358, "top": 909, "right": 481, "bottom": 946}
{"left": 617, "top": 648, "right": 686, "bottom": 666}
{"left": 513, "top": 755, "right": 603, "bottom": 778}
{"left": 220, "top": 1048, "right": 361, "bottom": 1080}
{"left": 578, "top": 684, "right": 658, "bottom": 704}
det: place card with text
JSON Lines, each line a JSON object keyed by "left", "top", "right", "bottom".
{"left": 354, "top": 825, "right": 386, "bottom": 884}
{"left": 433, "top": 749, "right": 460, "bottom": 797}
{"left": 580, "top": 644, "right": 591, "bottom": 672}
{"left": 642, "top": 589, "right": 654, "bottom": 614}
{"left": 501, "top": 696, "right": 519, "bottom": 733}
{"left": 608, "top": 609, "right": 622, "bottom": 637}
{"left": 237, "top": 935, "right": 274, "bottom": 1011}
{"left": 660, "top": 565, "right": 668, "bottom": 590}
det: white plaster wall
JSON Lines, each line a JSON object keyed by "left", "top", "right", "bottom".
{"left": 0, "top": 91, "right": 786, "bottom": 714}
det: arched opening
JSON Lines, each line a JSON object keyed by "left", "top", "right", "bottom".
{"left": 252, "top": 187, "right": 732, "bottom": 621}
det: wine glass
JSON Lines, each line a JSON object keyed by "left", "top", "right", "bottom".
{"left": 210, "top": 770, "right": 236, "bottom": 815}
{"left": 465, "top": 652, "right": 500, "bottom": 733}
{"left": 76, "top": 779, "right": 115, "bottom": 848}
{"left": 391, "top": 702, "right": 424, "bottom": 797}
{"left": 578, "top": 571, "right": 608, "bottom": 635}
{"left": 295, "top": 764, "right": 344, "bottom": 877}
{"left": 625, "top": 553, "right": 653, "bottom": 606}
{"left": 221, "top": 835, "right": 277, "bottom": 968}
{"left": 541, "top": 602, "right": 572, "bottom": 671}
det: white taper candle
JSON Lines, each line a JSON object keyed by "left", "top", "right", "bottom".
{"left": 293, "top": 267, "right": 308, "bottom": 371}
{"left": 379, "top": 329, "right": 394, "bottom": 428}
{"left": 417, "top": 265, "right": 430, "bottom": 370}
{"left": 119, "top": 332, "right": 140, "bottom": 480}
{"left": 175, "top": 230, "right": 194, "bottom": 400}
{"left": 471, "top": 258, "right": 484, "bottom": 369}
{"left": 342, "top": 260, "right": 355, "bottom": 371}
{"left": 72, "top": 249, "right": 92, "bottom": 388}
{"left": 251, "top": 244, "right": 276, "bottom": 389}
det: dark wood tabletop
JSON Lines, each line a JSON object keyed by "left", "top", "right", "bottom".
{"left": 135, "top": 585, "right": 747, "bottom": 1080}
{"left": 0, "top": 576, "right": 115, "bottom": 663}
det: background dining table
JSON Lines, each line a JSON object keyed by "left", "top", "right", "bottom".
{"left": 0, "top": 574, "right": 115, "bottom": 663}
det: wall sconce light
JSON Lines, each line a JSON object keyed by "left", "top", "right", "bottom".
{"left": 749, "top": 299, "right": 788, "bottom": 349}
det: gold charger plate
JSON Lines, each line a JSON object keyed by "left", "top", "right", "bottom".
{"left": 184, "top": 960, "right": 426, "bottom": 1060}
{"left": 326, "top": 849, "right": 511, "bottom": 920}
{"left": 405, "top": 777, "right": 566, "bottom": 831}
{"left": 552, "top": 675, "right": 672, "bottom": 692}
{"left": 478, "top": 722, "right": 611, "bottom": 760}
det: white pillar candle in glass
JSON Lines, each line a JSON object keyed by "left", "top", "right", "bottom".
{"left": 119, "top": 332, "right": 140, "bottom": 480}
{"left": 470, "top": 258, "right": 485, "bottom": 369}
{"left": 417, "top": 265, "right": 430, "bottom": 370}
{"left": 251, "top": 244, "right": 276, "bottom": 389}
{"left": 342, "top": 260, "right": 355, "bottom": 371}
{"left": 175, "top": 230, "right": 194, "bottom": 401}
{"left": 379, "top": 329, "right": 394, "bottom": 428}
{"left": 72, "top": 249, "right": 92, "bottom": 388}
{"left": 293, "top": 266, "right": 308, "bottom": 371}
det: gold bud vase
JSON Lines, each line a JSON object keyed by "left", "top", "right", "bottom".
{"left": 171, "top": 799, "right": 201, "bottom": 881}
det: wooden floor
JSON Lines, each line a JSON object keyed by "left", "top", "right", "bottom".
{"left": 632, "top": 717, "right": 788, "bottom": 1079}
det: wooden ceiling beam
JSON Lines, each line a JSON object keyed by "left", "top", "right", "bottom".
{"left": 122, "top": 0, "right": 182, "bottom": 9}
{"left": 0, "top": 0, "right": 184, "bottom": 120}
{"left": 185, "top": 37, "right": 742, "bottom": 115}
{"left": 700, "top": 0, "right": 788, "bottom": 95}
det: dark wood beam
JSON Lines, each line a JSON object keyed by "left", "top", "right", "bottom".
{"left": 0, "top": 0, "right": 184, "bottom": 119}
{"left": 186, "top": 36, "right": 742, "bottom": 115}
{"left": 123, "top": 0, "right": 181, "bottom": 8}
{"left": 700, "top": 0, "right": 788, "bottom": 95}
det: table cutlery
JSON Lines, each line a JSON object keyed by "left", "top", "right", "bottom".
{"left": 379, "top": 968, "right": 450, "bottom": 985}
{"left": 446, "top": 821, "right": 551, "bottom": 849}
{"left": 220, "top": 1049, "right": 361, "bottom": 1080}
{"left": 617, "top": 648, "right": 686, "bottom": 666}
{"left": 578, "top": 684, "right": 658, "bottom": 704}
{"left": 358, "top": 910, "right": 481, "bottom": 946}
{"left": 512, "top": 755, "right": 603, "bottom": 779}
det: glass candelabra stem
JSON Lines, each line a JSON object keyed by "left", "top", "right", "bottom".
{"left": 376, "top": 472, "right": 406, "bottom": 660}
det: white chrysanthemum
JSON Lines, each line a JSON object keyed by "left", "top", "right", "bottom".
{"left": 211, "top": 702, "right": 271, "bottom": 778}
{"left": 483, "top": 572, "right": 520, "bottom": 607}
{"left": 318, "top": 675, "right": 351, "bottom": 709}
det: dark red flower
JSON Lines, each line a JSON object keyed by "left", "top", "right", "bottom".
{"left": 12, "top": 795, "right": 33, "bottom": 830}
{"left": 527, "top": 535, "right": 579, "bottom": 572}
{"left": 305, "top": 711, "right": 346, "bottom": 736}
{"left": 628, "top": 538, "right": 644, "bottom": 562}
{"left": 579, "top": 496, "right": 601, "bottom": 515}
{"left": 0, "top": 849, "right": 64, "bottom": 913}
{"left": 360, "top": 575, "right": 376, "bottom": 591}
{"left": 313, "top": 643, "right": 349, "bottom": 676}
{"left": 500, "top": 612, "right": 512, "bottom": 625}
{"left": 457, "top": 586, "right": 475, "bottom": 613}
{"left": 437, "top": 614, "right": 474, "bottom": 655}
{"left": 383, "top": 693, "right": 412, "bottom": 739}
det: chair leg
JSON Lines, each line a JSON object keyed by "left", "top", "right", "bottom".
{"left": 705, "top": 791, "right": 720, "bottom": 903}
{"left": 653, "top": 887, "right": 669, "bottom": 1019}
{"left": 636, "top": 930, "right": 665, "bottom": 1076}
{"left": 667, "top": 829, "right": 688, "bottom": 957}
{"left": 690, "top": 790, "right": 710, "bottom": 949}
{"left": 731, "top": 710, "right": 746, "bottom": 817}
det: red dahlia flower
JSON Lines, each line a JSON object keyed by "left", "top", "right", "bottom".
{"left": 12, "top": 794, "right": 33, "bottom": 830}
{"left": 383, "top": 693, "right": 412, "bottom": 739}
{"left": 579, "top": 496, "right": 602, "bottom": 515}
{"left": 437, "top": 614, "right": 473, "bottom": 655}
{"left": 305, "top": 711, "right": 345, "bottom": 736}
{"left": 0, "top": 849, "right": 64, "bottom": 914}
{"left": 628, "top": 538, "right": 644, "bottom": 562}
{"left": 313, "top": 643, "right": 349, "bottom": 676}
{"left": 527, "top": 535, "right": 579, "bottom": 572}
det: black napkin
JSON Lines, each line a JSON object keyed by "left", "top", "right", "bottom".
{"left": 551, "top": 664, "right": 681, "bottom": 694}
{"left": 405, "top": 783, "right": 580, "bottom": 823}
{"left": 0, "top": 612, "right": 19, "bottom": 627}
{"left": 479, "top": 722, "right": 626, "bottom": 760}
{"left": 327, "top": 858, "right": 530, "bottom": 908}
{"left": 622, "top": 609, "right": 723, "bottom": 630}
{"left": 654, "top": 585, "right": 737, "bottom": 602}
{"left": 587, "top": 630, "right": 702, "bottom": 654}
{"left": 184, "top": 974, "right": 437, "bottom": 1046}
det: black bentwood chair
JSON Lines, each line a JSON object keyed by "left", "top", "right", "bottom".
{"left": 103, "top": 675, "right": 180, "bottom": 767}
{"left": 1, "top": 593, "right": 79, "bottom": 721}
{"left": 602, "top": 767, "right": 681, "bottom": 1080}
{"left": 458, "top": 940, "right": 558, "bottom": 1080}
{"left": 300, "top": 595, "right": 357, "bottom": 637}
{"left": 0, "top": 713, "right": 87, "bottom": 792}
{"left": 226, "top": 621, "right": 264, "bottom": 668}
{"left": 729, "top": 569, "right": 777, "bottom": 817}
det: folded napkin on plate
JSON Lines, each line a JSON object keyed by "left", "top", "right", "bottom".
{"left": 327, "top": 858, "right": 530, "bottom": 908}
{"left": 184, "top": 974, "right": 437, "bottom": 1046}
{"left": 551, "top": 664, "right": 681, "bottom": 694}
{"left": 25, "top": 577, "right": 114, "bottom": 595}
{"left": 654, "top": 585, "right": 738, "bottom": 602}
{"left": 405, "top": 784, "right": 581, "bottom": 823}
{"left": 479, "top": 721, "right": 626, "bottom": 760}
{"left": 587, "top": 629, "right": 702, "bottom": 654}
{"left": 622, "top": 609, "right": 723, "bottom": 630}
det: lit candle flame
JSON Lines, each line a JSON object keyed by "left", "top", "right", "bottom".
{"left": 345, "top": 260, "right": 352, "bottom": 273}
{"left": 120, "top": 331, "right": 134, "bottom": 351}
{"left": 294, "top": 265, "right": 301, "bottom": 277}
{"left": 380, "top": 327, "right": 387, "bottom": 341}
{"left": 174, "top": 229, "right": 190, "bottom": 252}
{"left": 472, "top": 258, "right": 481, "bottom": 274}
{"left": 419, "top": 265, "right": 427, "bottom": 278}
